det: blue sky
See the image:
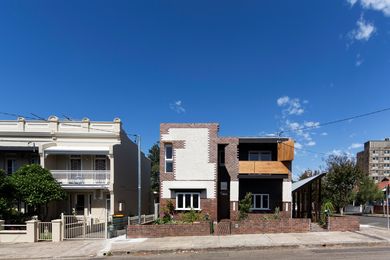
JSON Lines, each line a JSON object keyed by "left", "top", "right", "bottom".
{"left": 0, "top": 0, "right": 389, "bottom": 178}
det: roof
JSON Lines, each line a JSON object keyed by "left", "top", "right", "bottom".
{"left": 292, "top": 172, "right": 327, "bottom": 192}
{"left": 238, "top": 137, "right": 290, "bottom": 143}
{"left": 377, "top": 180, "right": 390, "bottom": 191}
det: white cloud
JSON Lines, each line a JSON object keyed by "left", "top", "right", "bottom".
{"left": 350, "top": 16, "right": 376, "bottom": 41}
{"left": 276, "top": 96, "right": 305, "bottom": 116}
{"left": 295, "top": 142, "right": 303, "bottom": 149}
{"left": 356, "top": 53, "right": 364, "bottom": 66}
{"left": 327, "top": 149, "right": 354, "bottom": 158}
{"left": 348, "top": 143, "right": 364, "bottom": 149}
{"left": 321, "top": 132, "right": 328, "bottom": 136}
{"left": 304, "top": 121, "right": 320, "bottom": 128}
{"left": 307, "top": 141, "right": 316, "bottom": 146}
{"left": 348, "top": 0, "right": 359, "bottom": 5}
{"left": 360, "top": 0, "right": 390, "bottom": 16}
{"left": 277, "top": 96, "right": 290, "bottom": 106}
{"left": 169, "top": 100, "right": 186, "bottom": 114}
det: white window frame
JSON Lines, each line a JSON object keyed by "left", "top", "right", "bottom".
{"left": 6, "top": 158, "right": 16, "bottom": 175}
{"left": 248, "top": 151, "right": 272, "bottom": 161}
{"left": 165, "top": 144, "right": 173, "bottom": 173}
{"left": 175, "top": 192, "right": 201, "bottom": 210}
{"left": 94, "top": 155, "right": 107, "bottom": 170}
{"left": 251, "top": 193, "right": 270, "bottom": 210}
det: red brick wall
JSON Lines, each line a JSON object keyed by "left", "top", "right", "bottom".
{"left": 327, "top": 216, "right": 360, "bottom": 231}
{"left": 127, "top": 222, "right": 212, "bottom": 238}
{"left": 230, "top": 218, "right": 310, "bottom": 234}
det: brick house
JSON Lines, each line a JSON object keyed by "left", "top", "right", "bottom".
{"left": 159, "top": 123, "right": 294, "bottom": 221}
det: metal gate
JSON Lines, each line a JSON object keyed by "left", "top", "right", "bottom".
{"left": 62, "top": 214, "right": 107, "bottom": 240}
{"left": 38, "top": 222, "right": 52, "bottom": 241}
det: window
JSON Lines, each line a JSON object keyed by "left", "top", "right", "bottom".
{"left": 6, "top": 159, "right": 15, "bottom": 175}
{"left": 385, "top": 157, "right": 390, "bottom": 161}
{"left": 248, "top": 151, "right": 272, "bottom": 161}
{"left": 176, "top": 192, "right": 200, "bottom": 210}
{"left": 219, "top": 150, "right": 225, "bottom": 166}
{"left": 95, "top": 155, "right": 107, "bottom": 170}
{"left": 165, "top": 144, "right": 173, "bottom": 173}
{"left": 251, "top": 194, "right": 269, "bottom": 210}
{"left": 70, "top": 155, "right": 81, "bottom": 170}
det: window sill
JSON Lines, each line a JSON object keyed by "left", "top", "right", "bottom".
{"left": 175, "top": 208, "right": 201, "bottom": 211}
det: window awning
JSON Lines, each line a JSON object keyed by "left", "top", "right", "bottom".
{"left": 44, "top": 146, "right": 110, "bottom": 155}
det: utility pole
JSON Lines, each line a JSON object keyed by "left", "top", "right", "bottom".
{"left": 137, "top": 135, "right": 142, "bottom": 224}
{"left": 387, "top": 185, "right": 389, "bottom": 230}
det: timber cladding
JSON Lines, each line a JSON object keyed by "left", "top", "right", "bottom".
{"left": 277, "top": 139, "right": 294, "bottom": 161}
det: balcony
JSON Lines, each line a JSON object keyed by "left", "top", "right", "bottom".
{"left": 51, "top": 170, "right": 110, "bottom": 188}
{"left": 239, "top": 161, "right": 289, "bottom": 175}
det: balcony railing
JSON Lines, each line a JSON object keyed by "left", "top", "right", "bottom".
{"left": 239, "top": 161, "right": 289, "bottom": 175}
{"left": 51, "top": 170, "right": 110, "bottom": 186}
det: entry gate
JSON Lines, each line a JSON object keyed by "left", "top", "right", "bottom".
{"left": 62, "top": 214, "right": 107, "bottom": 240}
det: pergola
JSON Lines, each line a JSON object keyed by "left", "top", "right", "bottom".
{"left": 292, "top": 172, "right": 326, "bottom": 222}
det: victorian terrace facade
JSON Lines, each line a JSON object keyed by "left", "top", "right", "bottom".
{"left": 0, "top": 116, "right": 151, "bottom": 221}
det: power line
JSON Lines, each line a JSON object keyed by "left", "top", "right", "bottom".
{"left": 279, "top": 106, "right": 390, "bottom": 135}
{"left": 279, "top": 140, "right": 328, "bottom": 156}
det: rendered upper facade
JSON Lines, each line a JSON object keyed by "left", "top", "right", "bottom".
{"left": 159, "top": 123, "right": 294, "bottom": 221}
{"left": 0, "top": 116, "right": 151, "bottom": 221}
{"left": 357, "top": 138, "right": 390, "bottom": 182}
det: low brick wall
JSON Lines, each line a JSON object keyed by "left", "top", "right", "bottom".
{"left": 327, "top": 216, "right": 359, "bottom": 232}
{"left": 127, "top": 222, "right": 212, "bottom": 238}
{"left": 230, "top": 218, "right": 310, "bottom": 234}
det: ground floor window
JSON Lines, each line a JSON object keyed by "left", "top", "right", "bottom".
{"left": 176, "top": 192, "right": 200, "bottom": 210}
{"left": 251, "top": 194, "right": 269, "bottom": 210}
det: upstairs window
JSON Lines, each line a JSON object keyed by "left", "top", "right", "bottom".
{"left": 70, "top": 155, "right": 82, "bottom": 170}
{"left": 95, "top": 155, "right": 107, "bottom": 170}
{"left": 165, "top": 144, "right": 173, "bottom": 173}
{"left": 6, "top": 159, "right": 15, "bottom": 175}
{"left": 248, "top": 151, "right": 272, "bottom": 161}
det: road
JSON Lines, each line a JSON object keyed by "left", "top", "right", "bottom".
{"left": 359, "top": 215, "right": 390, "bottom": 228}
{"left": 96, "top": 246, "right": 390, "bottom": 260}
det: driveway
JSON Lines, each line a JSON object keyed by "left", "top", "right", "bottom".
{"left": 359, "top": 215, "right": 390, "bottom": 229}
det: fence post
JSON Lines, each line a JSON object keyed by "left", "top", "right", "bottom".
{"left": 105, "top": 209, "right": 108, "bottom": 239}
{"left": 26, "top": 220, "right": 38, "bottom": 242}
{"left": 142, "top": 214, "right": 145, "bottom": 224}
{"left": 52, "top": 219, "right": 62, "bottom": 242}
{"left": 0, "top": 220, "right": 4, "bottom": 231}
{"left": 83, "top": 216, "right": 86, "bottom": 238}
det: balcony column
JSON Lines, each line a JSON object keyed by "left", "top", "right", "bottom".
{"left": 108, "top": 153, "right": 114, "bottom": 217}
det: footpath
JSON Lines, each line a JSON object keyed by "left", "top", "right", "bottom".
{"left": 1, "top": 226, "right": 390, "bottom": 259}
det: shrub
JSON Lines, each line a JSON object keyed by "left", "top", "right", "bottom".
{"left": 239, "top": 192, "right": 252, "bottom": 220}
{"left": 180, "top": 209, "right": 204, "bottom": 223}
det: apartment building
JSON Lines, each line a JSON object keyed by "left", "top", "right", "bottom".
{"left": 357, "top": 138, "right": 390, "bottom": 182}
{"left": 159, "top": 123, "right": 294, "bottom": 221}
{"left": 0, "top": 116, "right": 151, "bottom": 221}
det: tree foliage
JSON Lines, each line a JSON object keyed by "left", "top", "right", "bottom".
{"left": 239, "top": 192, "right": 252, "bottom": 220}
{"left": 148, "top": 142, "right": 160, "bottom": 193}
{"left": 0, "top": 169, "right": 15, "bottom": 219}
{"left": 355, "top": 174, "right": 383, "bottom": 205}
{"left": 322, "top": 154, "right": 362, "bottom": 213}
{"left": 9, "top": 164, "right": 65, "bottom": 218}
{"left": 298, "top": 169, "right": 320, "bottom": 181}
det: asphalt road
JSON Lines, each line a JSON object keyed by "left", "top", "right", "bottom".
{"left": 359, "top": 215, "right": 390, "bottom": 228}
{"left": 98, "top": 246, "right": 390, "bottom": 260}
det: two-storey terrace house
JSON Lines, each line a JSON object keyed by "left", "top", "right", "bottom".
{"left": 160, "top": 123, "right": 294, "bottom": 221}
{"left": 0, "top": 116, "right": 151, "bottom": 221}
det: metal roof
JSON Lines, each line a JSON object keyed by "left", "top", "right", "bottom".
{"left": 292, "top": 172, "right": 327, "bottom": 192}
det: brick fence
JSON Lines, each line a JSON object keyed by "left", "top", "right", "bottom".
{"left": 327, "top": 215, "right": 359, "bottom": 232}
{"left": 127, "top": 222, "right": 212, "bottom": 238}
{"left": 230, "top": 218, "right": 311, "bottom": 234}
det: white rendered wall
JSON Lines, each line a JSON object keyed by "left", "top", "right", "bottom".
{"left": 161, "top": 128, "right": 216, "bottom": 181}
{"left": 282, "top": 181, "right": 292, "bottom": 202}
{"left": 230, "top": 181, "right": 239, "bottom": 201}
{"left": 161, "top": 180, "right": 216, "bottom": 199}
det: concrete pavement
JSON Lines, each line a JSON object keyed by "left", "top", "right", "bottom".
{"left": 1, "top": 226, "right": 390, "bottom": 259}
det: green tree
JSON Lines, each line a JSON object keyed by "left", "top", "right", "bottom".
{"left": 9, "top": 164, "right": 66, "bottom": 220}
{"left": 0, "top": 169, "right": 15, "bottom": 219}
{"left": 239, "top": 192, "right": 252, "bottom": 220}
{"left": 355, "top": 174, "right": 383, "bottom": 205}
{"left": 323, "top": 154, "right": 362, "bottom": 214}
{"left": 148, "top": 142, "right": 160, "bottom": 193}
